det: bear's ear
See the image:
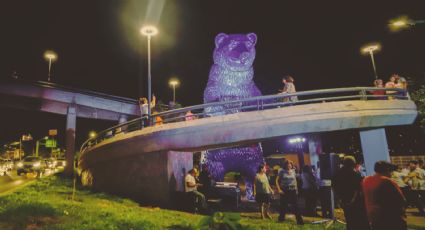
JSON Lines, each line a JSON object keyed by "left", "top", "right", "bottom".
{"left": 215, "top": 33, "right": 228, "bottom": 48}
{"left": 247, "top": 33, "right": 257, "bottom": 46}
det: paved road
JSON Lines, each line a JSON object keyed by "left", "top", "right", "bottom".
{"left": 0, "top": 169, "right": 56, "bottom": 194}
{"left": 0, "top": 171, "right": 31, "bottom": 194}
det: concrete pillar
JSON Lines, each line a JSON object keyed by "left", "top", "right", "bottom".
{"left": 118, "top": 114, "right": 128, "bottom": 124}
{"left": 81, "top": 150, "right": 193, "bottom": 207}
{"left": 360, "top": 128, "right": 390, "bottom": 176}
{"left": 308, "top": 134, "right": 322, "bottom": 169}
{"left": 65, "top": 105, "right": 77, "bottom": 176}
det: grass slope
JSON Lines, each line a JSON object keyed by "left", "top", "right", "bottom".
{"left": 0, "top": 175, "right": 345, "bottom": 229}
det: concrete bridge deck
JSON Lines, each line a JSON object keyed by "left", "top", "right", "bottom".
{"left": 78, "top": 95, "right": 416, "bottom": 206}
{"left": 80, "top": 99, "right": 416, "bottom": 167}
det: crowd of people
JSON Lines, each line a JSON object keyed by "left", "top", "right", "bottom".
{"left": 182, "top": 156, "right": 424, "bottom": 229}
{"left": 372, "top": 73, "right": 408, "bottom": 99}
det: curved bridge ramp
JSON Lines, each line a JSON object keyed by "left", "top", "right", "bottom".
{"left": 79, "top": 98, "right": 416, "bottom": 206}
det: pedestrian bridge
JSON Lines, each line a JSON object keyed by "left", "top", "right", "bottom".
{"left": 78, "top": 87, "right": 417, "bottom": 206}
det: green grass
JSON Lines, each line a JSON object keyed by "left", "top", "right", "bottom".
{"left": 0, "top": 175, "right": 346, "bottom": 229}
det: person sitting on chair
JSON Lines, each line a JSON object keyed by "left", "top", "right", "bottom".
{"left": 185, "top": 169, "right": 207, "bottom": 212}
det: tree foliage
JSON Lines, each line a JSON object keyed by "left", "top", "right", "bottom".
{"left": 411, "top": 85, "right": 425, "bottom": 131}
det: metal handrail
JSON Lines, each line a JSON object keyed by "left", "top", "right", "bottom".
{"left": 80, "top": 87, "right": 409, "bottom": 153}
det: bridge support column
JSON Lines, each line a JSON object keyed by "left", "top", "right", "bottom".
{"left": 360, "top": 128, "right": 390, "bottom": 176}
{"left": 118, "top": 115, "right": 128, "bottom": 124}
{"left": 308, "top": 134, "right": 322, "bottom": 170}
{"left": 65, "top": 105, "right": 77, "bottom": 176}
{"left": 81, "top": 150, "right": 193, "bottom": 207}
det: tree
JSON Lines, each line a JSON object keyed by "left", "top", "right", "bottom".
{"left": 411, "top": 85, "right": 425, "bottom": 132}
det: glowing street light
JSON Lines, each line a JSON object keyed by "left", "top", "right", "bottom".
{"left": 43, "top": 50, "right": 58, "bottom": 82}
{"left": 288, "top": 137, "right": 306, "bottom": 144}
{"left": 89, "top": 131, "right": 97, "bottom": 139}
{"left": 288, "top": 136, "right": 306, "bottom": 168}
{"left": 140, "top": 25, "right": 158, "bottom": 120}
{"left": 389, "top": 16, "right": 425, "bottom": 32}
{"left": 168, "top": 78, "right": 180, "bottom": 103}
{"left": 361, "top": 43, "right": 381, "bottom": 80}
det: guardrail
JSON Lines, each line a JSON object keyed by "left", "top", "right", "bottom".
{"left": 80, "top": 87, "right": 409, "bottom": 153}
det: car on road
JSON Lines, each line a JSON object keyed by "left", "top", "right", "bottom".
{"left": 16, "top": 156, "right": 46, "bottom": 177}
{"left": 44, "top": 158, "right": 57, "bottom": 169}
{"left": 55, "top": 158, "right": 66, "bottom": 169}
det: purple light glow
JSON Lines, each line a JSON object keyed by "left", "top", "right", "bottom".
{"left": 203, "top": 33, "right": 264, "bottom": 199}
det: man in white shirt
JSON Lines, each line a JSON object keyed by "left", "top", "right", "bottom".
{"left": 139, "top": 95, "right": 156, "bottom": 127}
{"left": 185, "top": 169, "right": 207, "bottom": 211}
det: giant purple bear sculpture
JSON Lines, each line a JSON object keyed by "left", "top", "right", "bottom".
{"left": 203, "top": 33, "right": 264, "bottom": 199}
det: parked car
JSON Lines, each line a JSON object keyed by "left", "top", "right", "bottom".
{"left": 16, "top": 156, "right": 46, "bottom": 177}
{"left": 44, "top": 158, "right": 57, "bottom": 169}
{"left": 55, "top": 158, "right": 66, "bottom": 169}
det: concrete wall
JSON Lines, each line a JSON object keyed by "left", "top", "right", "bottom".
{"left": 81, "top": 150, "right": 192, "bottom": 206}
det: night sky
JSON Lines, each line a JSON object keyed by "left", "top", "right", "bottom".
{"left": 1, "top": 0, "right": 424, "bottom": 154}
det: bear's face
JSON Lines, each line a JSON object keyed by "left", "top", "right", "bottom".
{"left": 213, "top": 33, "right": 257, "bottom": 72}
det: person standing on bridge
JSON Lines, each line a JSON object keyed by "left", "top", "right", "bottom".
{"left": 279, "top": 76, "right": 298, "bottom": 102}
{"left": 139, "top": 95, "right": 156, "bottom": 126}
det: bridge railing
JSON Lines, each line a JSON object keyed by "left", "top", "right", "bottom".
{"left": 80, "top": 87, "right": 409, "bottom": 153}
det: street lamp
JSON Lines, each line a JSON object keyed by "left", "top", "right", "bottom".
{"left": 43, "top": 50, "right": 58, "bottom": 82}
{"left": 19, "top": 134, "right": 33, "bottom": 160}
{"left": 389, "top": 16, "right": 425, "bottom": 32}
{"left": 35, "top": 136, "right": 49, "bottom": 157}
{"left": 89, "top": 131, "right": 97, "bottom": 139}
{"left": 288, "top": 136, "right": 306, "bottom": 169}
{"left": 361, "top": 43, "right": 381, "bottom": 80}
{"left": 168, "top": 78, "right": 180, "bottom": 103}
{"left": 140, "top": 25, "right": 159, "bottom": 120}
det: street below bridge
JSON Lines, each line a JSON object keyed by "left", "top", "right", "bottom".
{"left": 0, "top": 168, "right": 57, "bottom": 194}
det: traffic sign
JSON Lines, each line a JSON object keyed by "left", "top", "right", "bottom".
{"left": 49, "top": 129, "right": 57, "bottom": 136}
{"left": 45, "top": 139, "right": 57, "bottom": 148}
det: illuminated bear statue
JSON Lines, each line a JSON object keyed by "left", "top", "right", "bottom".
{"left": 203, "top": 33, "right": 264, "bottom": 199}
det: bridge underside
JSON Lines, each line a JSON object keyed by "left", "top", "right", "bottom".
{"left": 79, "top": 99, "right": 416, "bottom": 205}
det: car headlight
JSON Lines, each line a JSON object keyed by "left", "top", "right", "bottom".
{"left": 63, "top": 162, "right": 66, "bottom": 166}
{"left": 17, "top": 162, "right": 23, "bottom": 168}
{"left": 33, "top": 162, "right": 41, "bottom": 168}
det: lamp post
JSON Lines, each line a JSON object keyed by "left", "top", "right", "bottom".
{"left": 288, "top": 137, "right": 306, "bottom": 169}
{"left": 43, "top": 50, "right": 58, "bottom": 82}
{"left": 140, "top": 25, "right": 158, "bottom": 120}
{"left": 389, "top": 16, "right": 425, "bottom": 32}
{"left": 361, "top": 43, "right": 381, "bottom": 80}
{"left": 168, "top": 78, "right": 180, "bottom": 103}
{"left": 35, "top": 136, "right": 48, "bottom": 157}
{"left": 19, "top": 134, "right": 33, "bottom": 160}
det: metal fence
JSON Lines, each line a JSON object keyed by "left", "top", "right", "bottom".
{"left": 80, "top": 87, "right": 409, "bottom": 153}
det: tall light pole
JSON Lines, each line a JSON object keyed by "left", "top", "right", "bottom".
{"left": 140, "top": 25, "right": 158, "bottom": 120}
{"left": 389, "top": 16, "right": 425, "bottom": 32}
{"left": 361, "top": 43, "right": 381, "bottom": 80}
{"left": 19, "top": 134, "right": 33, "bottom": 160}
{"left": 168, "top": 78, "right": 180, "bottom": 103}
{"left": 43, "top": 50, "right": 58, "bottom": 82}
{"left": 35, "top": 136, "right": 48, "bottom": 157}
